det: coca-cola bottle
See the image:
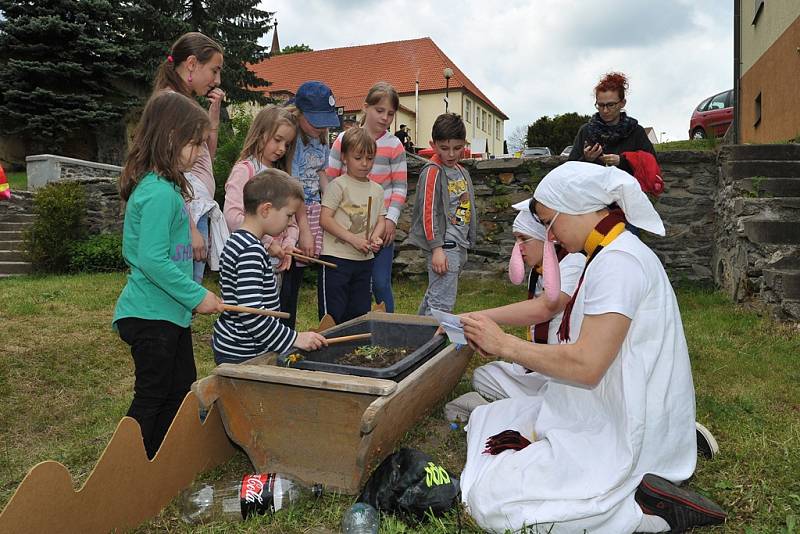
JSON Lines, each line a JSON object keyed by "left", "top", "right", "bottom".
{"left": 179, "top": 473, "right": 323, "bottom": 524}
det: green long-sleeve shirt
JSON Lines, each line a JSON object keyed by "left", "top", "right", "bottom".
{"left": 113, "top": 172, "right": 207, "bottom": 328}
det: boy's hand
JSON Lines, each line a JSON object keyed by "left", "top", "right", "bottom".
{"left": 191, "top": 227, "right": 207, "bottom": 261}
{"left": 294, "top": 331, "right": 328, "bottom": 351}
{"left": 268, "top": 241, "right": 285, "bottom": 259}
{"left": 277, "top": 243, "right": 295, "bottom": 271}
{"left": 431, "top": 247, "right": 448, "bottom": 275}
{"left": 195, "top": 291, "right": 225, "bottom": 314}
{"left": 369, "top": 235, "right": 383, "bottom": 253}
{"left": 298, "top": 228, "right": 315, "bottom": 257}
{"left": 349, "top": 234, "right": 372, "bottom": 254}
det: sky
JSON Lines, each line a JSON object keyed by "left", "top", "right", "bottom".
{"left": 258, "top": 0, "right": 733, "bottom": 144}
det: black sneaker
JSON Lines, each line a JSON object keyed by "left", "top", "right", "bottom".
{"left": 635, "top": 474, "right": 726, "bottom": 533}
{"left": 696, "top": 422, "right": 719, "bottom": 459}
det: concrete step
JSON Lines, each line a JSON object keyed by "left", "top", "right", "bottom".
{"left": 763, "top": 269, "right": 800, "bottom": 300}
{"left": 0, "top": 250, "right": 25, "bottom": 262}
{"left": 0, "top": 230, "right": 24, "bottom": 241}
{"left": 725, "top": 143, "right": 800, "bottom": 161}
{"left": 725, "top": 160, "right": 800, "bottom": 179}
{"left": 0, "top": 240, "right": 25, "bottom": 251}
{"left": 743, "top": 220, "right": 800, "bottom": 245}
{"left": 0, "top": 261, "right": 32, "bottom": 274}
{"left": 735, "top": 177, "right": 800, "bottom": 198}
{"left": 0, "top": 213, "right": 36, "bottom": 223}
{"left": 0, "top": 221, "right": 32, "bottom": 231}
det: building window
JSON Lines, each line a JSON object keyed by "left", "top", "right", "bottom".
{"left": 481, "top": 109, "right": 487, "bottom": 131}
{"left": 496, "top": 119, "right": 501, "bottom": 140}
{"left": 754, "top": 92, "right": 761, "bottom": 127}
{"left": 752, "top": 0, "right": 764, "bottom": 24}
{"left": 465, "top": 100, "right": 471, "bottom": 123}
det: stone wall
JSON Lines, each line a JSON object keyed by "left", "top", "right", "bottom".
{"left": 26, "top": 154, "right": 122, "bottom": 190}
{"left": 80, "top": 178, "right": 124, "bottom": 234}
{"left": 394, "top": 152, "right": 718, "bottom": 283}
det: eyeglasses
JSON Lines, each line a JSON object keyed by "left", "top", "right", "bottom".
{"left": 595, "top": 101, "right": 621, "bottom": 110}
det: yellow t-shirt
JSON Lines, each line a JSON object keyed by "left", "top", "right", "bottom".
{"left": 321, "top": 174, "right": 387, "bottom": 261}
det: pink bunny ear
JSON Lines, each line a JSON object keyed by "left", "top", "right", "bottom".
{"left": 508, "top": 242, "right": 526, "bottom": 285}
{"left": 542, "top": 238, "right": 561, "bottom": 302}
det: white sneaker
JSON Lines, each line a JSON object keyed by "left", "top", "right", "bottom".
{"left": 696, "top": 422, "right": 719, "bottom": 459}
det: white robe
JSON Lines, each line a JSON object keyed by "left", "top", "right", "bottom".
{"left": 461, "top": 232, "right": 697, "bottom": 533}
{"left": 472, "top": 252, "right": 585, "bottom": 401}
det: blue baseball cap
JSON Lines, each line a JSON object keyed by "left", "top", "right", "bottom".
{"left": 293, "top": 81, "right": 341, "bottom": 129}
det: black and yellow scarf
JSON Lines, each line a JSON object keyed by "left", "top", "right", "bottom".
{"left": 557, "top": 210, "right": 627, "bottom": 342}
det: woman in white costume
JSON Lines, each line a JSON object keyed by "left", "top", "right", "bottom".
{"left": 471, "top": 199, "right": 585, "bottom": 401}
{"left": 460, "top": 162, "right": 725, "bottom": 533}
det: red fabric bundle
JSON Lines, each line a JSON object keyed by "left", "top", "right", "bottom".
{"left": 621, "top": 151, "right": 664, "bottom": 196}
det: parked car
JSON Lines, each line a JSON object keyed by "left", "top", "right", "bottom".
{"left": 689, "top": 89, "right": 733, "bottom": 139}
{"left": 521, "top": 147, "right": 552, "bottom": 158}
{"left": 560, "top": 145, "right": 573, "bottom": 157}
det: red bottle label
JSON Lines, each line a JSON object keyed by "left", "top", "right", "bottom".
{"left": 239, "top": 474, "right": 275, "bottom": 519}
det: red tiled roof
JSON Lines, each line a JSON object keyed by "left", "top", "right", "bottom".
{"left": 250, "top": 37, "right": 508, "bottom": 119}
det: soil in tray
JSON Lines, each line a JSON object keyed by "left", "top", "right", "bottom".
{"left": 335, "top": 345, "right": 414, "bottom": 368}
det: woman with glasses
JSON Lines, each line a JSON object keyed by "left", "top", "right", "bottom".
{"left": 458, "top": 162, "right": 726, "bottom": 533}
{"left": 568, "top": 72, "right": 656, "bottom": 170}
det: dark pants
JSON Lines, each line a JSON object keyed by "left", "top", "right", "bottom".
{"left": 318, "top": 255, "right": 374, "bottom": 324}
{"left": 279, "top": 261, "right": 304, "bottom": 330}
{"left": 117, "top": 318, "right": 196, "bottom": 459}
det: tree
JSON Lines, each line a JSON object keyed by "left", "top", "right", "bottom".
{"left": 0, "top": 0, "right": 139, "bottom": 153}
{"left": 526, "top": 112, "right": 591, "bottom": 155}
{"left": 506, "top": 125, "right": 528, "bottom": 153}
{"left": 276, "top": 43, "right": 313, "bottom": 55}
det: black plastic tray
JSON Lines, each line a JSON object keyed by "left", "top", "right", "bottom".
{"left": 277, "top": 319, "right": 447, "bottom": 381}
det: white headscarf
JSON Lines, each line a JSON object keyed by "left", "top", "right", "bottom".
{"left": 533, "top": 161, "right": 665, "bottom": 236}
{"left": 511, "top": 199, "right": 547, "bottom": 241}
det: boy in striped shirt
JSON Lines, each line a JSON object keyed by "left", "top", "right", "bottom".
{"left": 212, "top": 169, "right": 327, "bottom": 364}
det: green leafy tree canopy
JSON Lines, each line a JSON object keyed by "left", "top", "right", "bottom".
{"left": 526, "top": 112, "right": 592, "bottom": 155}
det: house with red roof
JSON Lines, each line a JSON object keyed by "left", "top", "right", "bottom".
{"left": 249, "top": 37, "right": 509, "bottom": 156}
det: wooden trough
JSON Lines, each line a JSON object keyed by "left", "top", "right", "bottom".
{"left": 192, "top": 312, "right": 472, "bottom": 495}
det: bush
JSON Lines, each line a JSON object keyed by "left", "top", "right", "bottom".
{"left": 68, "top": 233, "right": 126, "bottom": 273}
{"left": 212, "top": 109, "right": 253, "bottom": 206}
{"left": 25, "top": 181, "right": 86, "bottom": 272}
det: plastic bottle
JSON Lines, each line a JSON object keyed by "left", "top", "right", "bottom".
{"left": 341, "top": 502, "right": 380, "bottom": 534}
{"left": 179, "top": 473, "right": 323, "bottom": 524}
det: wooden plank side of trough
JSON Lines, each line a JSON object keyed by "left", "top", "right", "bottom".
{"left": 213, "top": 375, "right": 377, "bottom": 493}
{"left": 213, "top": 362, "right": 397, "bottom": 396}
{"left": 353, "top": 344, "right": 473, "bottom": 484}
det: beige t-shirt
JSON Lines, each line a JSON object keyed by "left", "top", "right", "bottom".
{"left": 321, "top": 174, "right": 387, "bottom": 261}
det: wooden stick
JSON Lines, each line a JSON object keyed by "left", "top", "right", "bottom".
{"left": 325, "top": 333, "right": 372, "bottom": 345}
{"left": 365, "top": 197, "right": 373, "bottom": 239}
{"left": 222, "top": 304, "right": 290, "bottom": 319}
{"left": 287, "top": 252, "right": 338, "bottom": 268}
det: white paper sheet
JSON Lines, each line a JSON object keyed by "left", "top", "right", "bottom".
{"left": 431, "top": 309, "right": 467, "bottom": 345}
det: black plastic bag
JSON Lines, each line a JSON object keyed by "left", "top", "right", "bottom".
{"left": 359, "top": 448, "right": 460, "bottom": 520}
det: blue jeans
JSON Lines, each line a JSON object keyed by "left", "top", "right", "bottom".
{"left": 372, "top": 242, "right": 395, "bottom": 312}
{"left": 193, "top": 213, "right": 209, "bottom": 284}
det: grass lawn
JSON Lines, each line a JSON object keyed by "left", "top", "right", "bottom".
{"left": 1, "top": 273, "right": 798, "bottom": 533}
{"left": 654, "top": 139, "right": 717, "bottom": 152}
{"left": 5, "top": 172, "right": 27, "bottom": 191}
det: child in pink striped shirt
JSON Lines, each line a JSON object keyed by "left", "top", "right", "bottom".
{"left": 326, "top": 82, "right": 408, "bottom": 312}
{"left": 224, "top": 106, "right": 300, "bottom": 322}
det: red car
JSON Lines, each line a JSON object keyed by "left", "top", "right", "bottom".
{"left": 689, "top": 89, "right": 733, "bottom": 139}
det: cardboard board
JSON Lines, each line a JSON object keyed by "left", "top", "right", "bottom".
{"left": 0, "top": 392, "right": 236, "bottom": 534}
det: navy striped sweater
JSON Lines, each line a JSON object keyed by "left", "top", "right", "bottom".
{"left": 212, "top": 230, "right": 297, "bottom": 362}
